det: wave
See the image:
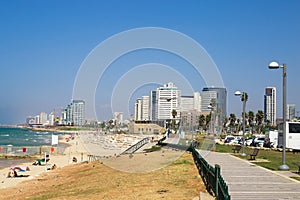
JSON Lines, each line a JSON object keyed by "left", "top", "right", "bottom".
{"left": 0, "top": 134, "right": 9, "bottom": 137}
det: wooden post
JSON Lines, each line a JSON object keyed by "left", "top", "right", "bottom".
{"left": 215, "top": 164, "right": 220, "bottom": 199}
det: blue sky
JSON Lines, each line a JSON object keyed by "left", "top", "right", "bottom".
{"left": 0, "top": 0, "right": 300, "bottom": 124}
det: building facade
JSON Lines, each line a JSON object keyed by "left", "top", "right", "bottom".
{"left": 72, "top": 100, "right": 85, "bottom": 126}
{"left": 141, "top": 96, "right": 150, "bottom": 120}
{"left": 134, "top": 98, "right": 142, "bottom": 121}
{"left": 180, "top": 96, "right": 194, "bottom": 112}
{"left": 201, "top": 87, "right": 227, "bottom": 128}
{"left": 156, "top": 82, "right": 181, "bottom": 120}
{"left": 149, "top": 90, "right": 157, "bottom": 121}
{"left": 287, "top": 104, "right": 296, "bottom": 121}
{"left": 264, "top": 87, "right": 276, "bottom": 125}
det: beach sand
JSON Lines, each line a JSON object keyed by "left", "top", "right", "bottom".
{"left": 0, "top": 133, "right": 211, "bottom": 200}
{"left": 0, "top": 132, "right": 158, "bottom": 189}
{"left": 0, "top": 133, "right": 89, "bottom": 189}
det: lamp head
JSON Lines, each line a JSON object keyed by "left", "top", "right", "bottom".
{"left": 234, "top": 91, "right": 242, "bottom": 96}
{"left": 269, "top": 61, "right": 280, "bottom": 69}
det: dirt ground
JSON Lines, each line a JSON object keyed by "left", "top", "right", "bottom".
{"left": 0, "top": 151, "right": 210, "bottom": 200}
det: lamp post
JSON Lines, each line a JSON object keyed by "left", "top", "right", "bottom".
{"left": 268, "top": 61, "right": 289, "bottom": 170}
{"left": 208, "top": 105, "right": 214, "bottom": 135}
{"left": 235, "top": 91, "right": 247, "bottom": 157}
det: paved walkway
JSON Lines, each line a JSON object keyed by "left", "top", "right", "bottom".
{"left": 198, "top": 150, "right": 300, "bottom": 200}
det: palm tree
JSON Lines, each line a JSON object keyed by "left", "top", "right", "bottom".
{"left": 255, "top": 110, "right": 264, "bottom": 134}
{"left": 205, "top": 113, "right": 211, "bottom": 131}
{"left": 222, "top": 117, "right": 228, "bottom": 133}
{"left": 228, "top": 113, "right": 236, "bottom": 133}
{"left": 199, "top": 114, "right": 206, "bottom": 132}
{"left": 172, "top": 109, "right": 177, "bottom": 119}
{"left": 171, "top": 109, "right": 178, "bottom": 132}
{"left": 248, "top": 110, "right": 255, "bottom": 133}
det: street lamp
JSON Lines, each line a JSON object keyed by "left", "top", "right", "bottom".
{"left": 268, "top": 61, "right": 289, "bottom": 170}
{"left": 235, "top": 91, "right": 247, "bottom": 157}
{"left": 208, "top": 105, "right": 214, "bottom": 135}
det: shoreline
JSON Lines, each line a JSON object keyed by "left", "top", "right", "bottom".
{"left": 0, "top": 133, "right": 85, "bottom": 189}
{"left": 0, "top": 132, "right": 159, "bottom": 189}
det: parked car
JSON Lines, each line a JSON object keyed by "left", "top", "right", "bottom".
{"left": 251, "top": 135, "right": 265, "bottom": 147}
{"left": 224, "top": 136, "right": 241, "bottom": 144}
{"left": 224, "top": 136, "right": 235, "bottom": 144}
{"left": 245, "top": 137, "right": 254, "bottom": 146}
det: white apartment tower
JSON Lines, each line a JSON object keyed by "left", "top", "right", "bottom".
{"left": 72, "top": 100, "right": 85, "bottom": 126}
{"left": 156, "top": 82, "right": 181, "bottom": 120}
{"left": 287, "top": 104, "right": 296, "bottom": 121}
{"left": 193, "top": 92, "right": 201, "bottom": 112}
{"left": 134, "top": 99, "right": 142, "bottom": 121}
{"left": 264, "top": 87, "right": 276, "bottom": 125}
{"left": 141, "top": 96, "right": 150, "bottom": 120}
{"left": 180, "top": 96, "right": 194, "bottom": 112}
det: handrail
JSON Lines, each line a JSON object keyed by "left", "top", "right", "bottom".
{"left": 188, "top": 146, "right": 231, "bottom": 200}
{"left": 120, "top": 137, "right": 149, "bottom": 155}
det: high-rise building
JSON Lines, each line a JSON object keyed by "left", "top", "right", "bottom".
{"left": 72, "top": 100, "right": 85, "bottom": 126}
{"left": 39, "top": 112, "right": 48, "bottom": 125}
{"left": 149, "top": 90, "right": 157, "bottom": 121}
{"left": 142, "top": 96, "right": 150, "bottom": 120}
{"left": 193, "top": 92, "right": 201, "bottom": 112}
{"left": 180, "top": 96, "right": 194, "bottom": 112}
{"left": 201, "top": 87, "right": 227, "bottom": 126}
{"left": 156, "top": 82, "right": 181, "bottom": 120}
{"left": 114, "top": 112, "right": 124, "bottom": 125}
{"left": 66, "top": 104, "right": 73, "bottom": 125}
{"left": 48, "top": 112, "right": 55, "bottom": 125}
{"left": 264, "top": 87, "right": 276, "bottom": 125}
{"left": 134, "top": 99, "right": 142, "bottom": 121}
{"left": 287, "top": 104, "right": 296, "bottom": 121}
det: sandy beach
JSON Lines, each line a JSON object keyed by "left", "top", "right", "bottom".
{"left": 0, "top": 132, "right": 160, "bottom": 189}
{"left": 0, "top": 133, "right": 85, "bottom": 189}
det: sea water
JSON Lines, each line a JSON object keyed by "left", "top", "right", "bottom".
{"left": 0, "top": 127, "right": 66, "bottom": 169}
{"left": 0, "top": 127, "right": 64, "bottom": 147}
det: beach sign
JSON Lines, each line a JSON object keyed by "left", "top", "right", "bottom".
{"left": 52, "top": 135, "right": 58, "bottom": 145}
{"left": 22, "top": 147, "right": 26, "bottom": 153}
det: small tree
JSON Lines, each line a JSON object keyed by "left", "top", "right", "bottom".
{"left": 199, "top": 114, "right": 206, "bottom": 132}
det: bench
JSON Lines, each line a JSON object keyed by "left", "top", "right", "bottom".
{"left": 293, "top": 163, "right": 300, "bottom": 173}
{"left": 292, "top": 149, "right": 300, "bottom": 154}
{"left": 232, "top": 145, "right": 242, "bottom": 153}
{"left": 249, "top": 148, "right": 259, "bottom": 160}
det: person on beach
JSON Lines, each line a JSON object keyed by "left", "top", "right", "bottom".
{"left": 51, "top": 164, "right": 57, "bottom": 170}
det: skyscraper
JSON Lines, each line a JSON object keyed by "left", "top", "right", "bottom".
{"left": 264, "top": 87, "right": 276, "bottom": 125}
{"left": 287, "top": 104, "right": 296, "bottom": 121}
{"left": 156, "top": 82, "right": 181, "bottom": 120}
{"left": 72, "top": 100, "right": 85, "bottom": 126}
{"left": 201, "top": 87, "right": 227, "bottom": 124}
{"left": 134, "top": 99, "right": 142, "bottom": 121}
{"left": 180, "top": 96, "right": 194, "bottom": 112}
{"left": 149, "top": 90, "right": 157, "bottom": 121}
{"left": 141, "top": 96, "right": 150, "bottom": 120}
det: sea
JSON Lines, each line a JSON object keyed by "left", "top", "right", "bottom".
{"left": 0, "top": 127, "right": 64, "bottom": 147}
{"left": 0, "top": 127, "right": 66, "bottom": 169}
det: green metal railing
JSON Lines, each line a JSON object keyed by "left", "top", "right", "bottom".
{"left": 188, "top": 146, "right": 230, "bottom": 200}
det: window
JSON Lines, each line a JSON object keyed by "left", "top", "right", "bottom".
{"left": 289, "top": 123, "right": 300, "bottom": 133}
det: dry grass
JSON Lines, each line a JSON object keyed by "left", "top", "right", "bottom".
{"left": 0, "top": 152, "right": 208, "bottom": 200}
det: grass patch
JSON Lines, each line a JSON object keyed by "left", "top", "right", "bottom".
{"left": 214, "top": 143, "right": 300, "bottom": 172}
{"left": 290, "top": 176, "right": 300, "bottom": 182}
{"left": 194, "top": 136, "right": 300, "bottom": 172}
{"left": 143, "top": 145, "right": 162, "bottom": 152}
{"left": 173, "top": 159, "right": 193, "bottom": 165}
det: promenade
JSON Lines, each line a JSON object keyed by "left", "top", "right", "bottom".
{"left": 198, "top": 150, "right": 300, "bottom": 200}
